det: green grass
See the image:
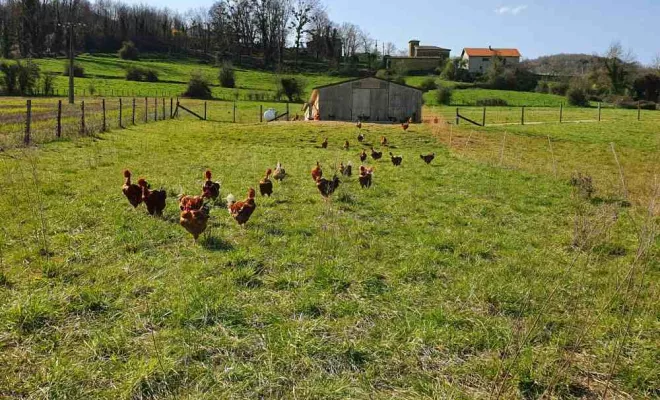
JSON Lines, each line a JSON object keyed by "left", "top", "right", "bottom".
{"left": 0, "top": 116, "right": 658, "bottom": 398}
{"left": 424, "top": 87, "right": 569, "bottom": 107}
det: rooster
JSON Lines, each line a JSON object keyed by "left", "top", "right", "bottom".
{"left": 321, "top": 137, "right": 328, "bottom": 149}
{"left": 138, "top": 179, "right": 167, "bottom": 216}
{"left": 402, "top": 121, "right": 409, "bottom": 131}
{"left": 420, "top": 153, "right": 435, "bottom": 164}
{"left": 227, "top": 188, "right": 257, "bottom": 227}
{"left": 390, "top": 152, "right": 403, "bottom": 166}
{"left": 122, "top": 170, "right": 142, "bottom": 208}
{"left": 358, "top": 166, "right": 374, "bottom": 188}
{"left": 370, "top": 147, "right": 383, "bottom": 160}
{"left": 357, "top": 132, "right": 365, "bottom": 142}
{"left": 179, "top": 195, "right": 210, "bottom": 241}
{"left": 311, "top": 161, "right": 323, "bottom": 182}
{"left": 273, "top": 162, "right": 286, "bottom": 182}
{"left": 316, "top": 175, "right": 340, "bottom": 198}
{"left": 259, "top": 168, "right": 273, "bottom": 197}
{"left": 356, "top": 120, "right": 362, "bottom": 129}
{"left": 380, "top": 136, "right": 388, "bottom": 146}
{"left": 202, "top": 170, "right": 221, "bottom": 200}
{"left": 359, "top": 149, "right": 367, "bottom": 162}
{"left": 343, "top": 140, "right": 350, "bottom": 150}
{"left": 339, "top": 162, "right": 352, "bottom": 177}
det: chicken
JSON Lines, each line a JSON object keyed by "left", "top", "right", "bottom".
{"left": 402, "top": 121, "right": 410, "bottom": 131}
{"left": 390, "top": 152, "right": 403, "bottom": 166}
{"left": 370, "top": 147, "right": 383, "bottom": 160}
{"left": 356, "top": 120, "right": 362, "bottom": 129}
{"left": 380, "top": 136, "right": 388, "bottom": 146}
{"left": 321, "top": 137, "right": 328, "bottom": 148}
{"left": 311, "top": 161, "right": 323, "bottom": 182}
{"left": 202, "top": 170, "right": 220, "bottom": 200}
{"left": 420, "top": 153, "right": 435, "bottom": 164}
{"left": 359, "top": 149, "right": 367, "bottom": 162}
{"left": 358, "top": 166, "right": 374, "bottom": 188}
{"left": 122, "top": 170, "right": 142, "bottom": 208}
{"left": 339, "top": 161, "right": 352, "bottom": 177}
{"left": 227, "top": 188, "right": 257, "bottom": 226}
{"left": 357, "top": 132, "right": 365, "bottom": 142}
{"left": 433, "top": 117, "right": 439, "bottom": 124}
{"left": 179, "top": 195, "right": 210, "bottom": 241}
{"left": 343, "top": 140, "right": 350, "bottom": 150}
{"left": 138, "top": 179, "right": 167, "bottom": 216}
{"left": 316, "top": 175, "right": 340, "bottom": 198}
{"left": 273, "top": 162, "right": 286, "bottom": 182}
{"left": 259, "top": 168, "right": 273, "bottom": 197}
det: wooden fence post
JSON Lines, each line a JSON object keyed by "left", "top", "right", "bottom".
{"left": 482, "top": 107, "right": 486, "bottom": 127}
{"left": 559, "top": 103, "right": 563, "bottom": 123}
{"left": 154, "top": 97, "right": 157, "bottom": 121}
{"left": 24, "top": 100, "right": 31, "bottom": 145}
{"left": 80, "top": 101, "right": 86, "bottom": 135}
{"left": 162, "top": 98, "right": 165, "bottom": 120}
{"left": 204, "top": 101, "right": 207, "bottom": 120}
{"left": 598, "top": 102, "right": 601, "bottom": 122}
{"left": 637, "top": 101, "right": 641, "bottom": 121}
{"left": 144, "top": 98, "right": 148, "bottom": 123}
{"left": 521, "top": 106, "right": 525, "bottom": 125}
{"left": 260, "top": 105, "right": 263, "bottom": 122}
{"left": 120, "top": 98, "right": 125, "bottom": 128}
{"left": 233, "top": 101, "right": 236, "bottom": 123}
{"left": 132, "top": 98, "right": 136, "bottom": 125}
{"left": 286, "top": 103, "right": 290, "bottom": 121}
{"left": 455, "top": 108, "right": 459, "bottom": 125}
{"left": 56, "top": 100, "right": 62, "bottom": 138}
{"left": 102, "top": 98, "right": 107, "bottom": 131}
{"left": 170, "top": 98, "right": 173, "bottom": 118}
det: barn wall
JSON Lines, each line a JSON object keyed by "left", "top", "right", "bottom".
{"left": 318, "top": 82, "right": 352, "bottom": 121}
{"left": 389, "top": 84, "right": 423, "bottom": 123}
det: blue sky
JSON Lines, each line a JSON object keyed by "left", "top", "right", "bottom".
{"left": 122, "top": 0, "right": 659, "bottom": 65}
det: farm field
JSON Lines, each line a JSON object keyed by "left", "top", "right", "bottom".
{"left": 0, "top": 114, "right": 658, "bottom": 398}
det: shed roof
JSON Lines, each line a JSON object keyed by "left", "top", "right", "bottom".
{"left": 462, "top": 48, "right": 521, "bottom": 57}
{"left": 415, "top": 45, "right": 451, "bottom": 51}
{"left": 312, "top": 76, "right": 423, "bottom": 92}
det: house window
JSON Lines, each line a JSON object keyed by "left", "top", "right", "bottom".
{"left": 482, "top": 58, "right": 490, "bottom": 62}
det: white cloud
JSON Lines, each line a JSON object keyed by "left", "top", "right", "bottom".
{"left": 495, "top": 5, "right": 528, "bottom": 15}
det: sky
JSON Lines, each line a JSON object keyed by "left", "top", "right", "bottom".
{"left": 121, "top": 0, "right": 659, "bottom": 65}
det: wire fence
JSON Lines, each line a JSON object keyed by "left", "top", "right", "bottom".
{"left": 0, "top": 97, "right": 303, "bottom": 148}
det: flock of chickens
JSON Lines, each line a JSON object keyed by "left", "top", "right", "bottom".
{"left": 121, "top": 120, "right": 436, "bottom": 242}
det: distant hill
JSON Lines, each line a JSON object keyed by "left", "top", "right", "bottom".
{"left": 522, "top": 53, "right": 603, "bottom": 77}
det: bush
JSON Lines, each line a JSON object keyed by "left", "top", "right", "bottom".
{"left": 550, "top": 81, "right": 569, "bottom": 96}
{"left": 118, "top": 41, "right": 139, "bottom": 60}
{"left": 63, "top": 62, "right": 85, "bottom": 77}
{"left": 0, "top": 61, "right": 19, "bottom": 94}
{"left": 17, "top": 60, "right": 40, "bottom": 95}
{"left": 476, "top": 98, "right": 508, "bottom": 107}
{"left": 392, "top": 75, "right": 406, "bottom": 86}
{"left": 125, "top": 66, "right": 159, "bottom": 82}
{"left": 277, "top": 77, "right": 304, "bottom": 102}
{"left": 419, "top": 77, "right": 437, "bottom": 92}
{"left": 218, "top": 62, "right": 235, "bottom": 88}
{"left": 183, "top": 73, "right": 213, "bottom": 99}
{"left": 42, "top": 74, "right": 55, "bottom": 96}
{"left": 435, "top": 85, "right": 453, "bottom": 105}
{"left": 535, "top": 80, "right": 550, "bottom": 93}
{"left": 567, "top": 85, "right": 589, "bottom": 107}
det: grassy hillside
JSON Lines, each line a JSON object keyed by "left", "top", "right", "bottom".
{"left": 0, "top": 116, "right": 657, "bottom": 398}
{"left": 423, "top": 87, "right": 569, "bottom": 107}
{"left": 3, "top": 54, "right": 346, "bottom": 100}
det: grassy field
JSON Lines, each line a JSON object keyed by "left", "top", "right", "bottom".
{"left": 0, "top": 113, "right": 658, "bottom": 398}
{"left": 423, "top": 87, "right": 570, "bottom": 107}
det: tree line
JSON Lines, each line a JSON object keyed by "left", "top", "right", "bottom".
{"left": 0, "top": 0, "right": 393, "bottom": 69}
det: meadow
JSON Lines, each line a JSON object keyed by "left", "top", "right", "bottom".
{"left": 0, "top": 111, "right": 658, "bottom": 398}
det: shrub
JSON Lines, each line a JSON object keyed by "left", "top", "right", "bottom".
{"left": 535, "top": 80, "right": 550, "bottom": 93}
{"left": 419, "top": 77, "right": 437, "bottom": 92}
{"left": 118, "top": 41, "right": 139, "bottom": 60}
{"left": 218, "top": 62, "right": 235, "bottom": 88}
{"left": 476, "top": 98, "right": 508, "bottom": 107}
{"left": 0, "top": 61, "right": 19, "bottom": 94}
{"left": 550, "top": 81, "right": 569, "bottom": 96}
{"left": 392, "top": 75, "right": 406, "bottom": 86}
{"left": 183, "top": 72, "right": 213, "bottom": 99}
{"left": 17, "top": 60, "right": 40, "bottom": 95}
{"left": 63, "top": 62, "right": 85, "bottom": 77}
{"left": 567, "top": 84, "right": 589, "bottom": 107}
{"left": 125, "top": 66, "right": 159, "bottom": 82}
{"left": 42, "top": 74, "right": 55, "bottom": 96}
{"left": 435, "top": 85, "right": 453, "bottom": 105}
{"left": 277, "top": 77, "right": 304, "bottom": 102}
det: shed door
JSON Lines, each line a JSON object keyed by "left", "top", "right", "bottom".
{"left": 352, "top": 89, "right": 371, "bottom": 120}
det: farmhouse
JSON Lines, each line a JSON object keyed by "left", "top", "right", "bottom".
{"left": 303, "top": 77, "right": 423, "bottom": 123}
{"left": 460, "top": 47, "right": 521, "bottom": 74}
{"left": 385, "top": 40, "right": 451, "bottom": 74}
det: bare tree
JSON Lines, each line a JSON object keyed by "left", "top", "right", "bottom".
{"left": 289, "top": 0, "right": 319, "bottom": 67}
{"left": 384, "top": 42, "right": 396, "bottom": 56}
{"left": 602, "top": 42, "right": 637, "bottom": 94}
{"left": 653, "top": 54, "right": 660, "bottom": 71}
{"left": 338, "top": 22, "right": 358, "bottom": 58}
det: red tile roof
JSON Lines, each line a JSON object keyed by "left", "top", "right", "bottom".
{"left": 463, "top": 48, "right": 521, "bottom": 57}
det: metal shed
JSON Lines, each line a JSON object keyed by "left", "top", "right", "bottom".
{"left": 303, "top": 77, "right": 423, "bottom": 123}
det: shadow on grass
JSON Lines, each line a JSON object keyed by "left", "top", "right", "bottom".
{"left": 200, "top": 235, "right": 234, "bottom": 252}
